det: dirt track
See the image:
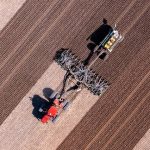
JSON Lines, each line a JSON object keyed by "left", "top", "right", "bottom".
{"left": 0, "top": 0, "right": 150, "bottom": 149}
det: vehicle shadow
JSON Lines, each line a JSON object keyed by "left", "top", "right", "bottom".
{"left": 30, "top": 95, "right": 50, "bottom": 120}
{"left": 83, "top": 19, "right": 113, "bottom": 65}
{"left": 86, "top": 18, "right": 113, "bottom": 45}
{"left": 43, "top": 88, "right": 54, "bottom": 102}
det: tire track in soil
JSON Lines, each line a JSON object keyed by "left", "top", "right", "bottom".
{"left": 102, "top": 90, "right": 150, "bottom": 150}
{"left": 105, "top": 95, "right": 150, "bottom": 150}
{"left": 57, "top": 35, "right": 150, "bottom": 149}
{"left": 0, "top": 0, "right": 149, "bottom": 149}
{"left": 0, "top": 0, "right": 71, "bottom": 84}
{"left": 0, "top": 0, "right": 56, "bottom": 64}
{"left": 86, "top": 71, "right": 150, "bottom": 149}
{"left": 84, "top": 38, "right": 150, "bottom": 149}
{"left": 93, "top": 1, "right": 150, "bottom": 82}
{"left": 0, "top": 0, "right": 103, "bottom": 125}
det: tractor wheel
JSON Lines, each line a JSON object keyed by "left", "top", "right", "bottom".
{"left": 52, "top": 115, "right": 59, "bottom": 123}
{"left": 63, "top": 102, "right": 69, "bottom": 110}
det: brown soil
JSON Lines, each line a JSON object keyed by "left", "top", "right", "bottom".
{"left": 0, "top": 0, "right": 150, "bottom": 149}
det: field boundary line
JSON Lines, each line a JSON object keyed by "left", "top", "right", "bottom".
{"left": 102, "top": 91, "right": 150, "bottom": 150}
{"left": 0, "top": 0, "right": 110, "bottom": 90}
{"left": 0, "top": 0, "right": 28, "bottom": 35}
{"left": 85, "top": 70, "right": 150, "bottom": 150}
{"left": 0, "top": 0, "right": 60, "bottom": 69}
{"left": 0, "top": 0, "right": 75, "bottom": 91}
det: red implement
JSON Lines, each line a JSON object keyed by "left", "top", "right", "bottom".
{"left": 41, "top": 115, "right": 50, "bottom": 123}
{"left": 41, "top": 106, "right": 58, "bottom": 123}
{"left": 40, "top": 97, "right": 68, "bottom": 123}
{"left": 47, "top": 106, "right": 58, "bottom": 117}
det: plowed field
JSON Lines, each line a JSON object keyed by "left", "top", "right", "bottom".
{"left": 0, "top": 0, "right": 150, "bottom": 150}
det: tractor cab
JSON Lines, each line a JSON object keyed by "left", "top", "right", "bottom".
{"left": 41, "top": 106, "right": 58, "bottom": 123}
{"left": 39, "top": 93, "right": 69, "bottom": 123}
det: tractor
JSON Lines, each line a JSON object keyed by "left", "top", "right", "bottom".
{"left": 38, "top": 19, "right": 123, "bottom": 123}
{"left": 39, "top": 92, "right": 69, "bottom": 123}
{"left": 54, "top": 20, "right": 123, "bottom": 95}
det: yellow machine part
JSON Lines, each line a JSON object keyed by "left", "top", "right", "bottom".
{"left": 104, "top": 43, "right": 111, "bottom": 49}
{"left": 107, "top": 41, "right": 113, "bottom": 46}
{"left": 110, "top": 36, "right": 116, "bottom": 42}
{"left": 104, "top": 35, "right": 117, "bottom": 49}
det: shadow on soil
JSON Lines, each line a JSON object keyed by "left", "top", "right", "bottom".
{"left": 86, "top": 18, "right": 113, "bottom": 45}
{"left": 83, "top": 18, "right": 113, "bottom": 65}
{"left": 43, "top": 88, "right": 54, "bottom": 101}
{"left": 30, "top": 95, "right": 49, "bottom": 120}
{"left": 31, "top": 88, "right": 55, "bottom": 120}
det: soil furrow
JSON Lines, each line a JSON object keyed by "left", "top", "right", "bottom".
{"left": 0, "top": 0, "right": 103, "bottom": 125}
{"left": 87, "top": 77, "right": 150, "bottom": 149}
{"left": 0, "top": 0, "right": 55, "bottom": 62}
{"left": 105, "top": 95, "right": 150, "bottom": 150}
{"left": 57, "top": 37, "right": 150, "bottom": 149}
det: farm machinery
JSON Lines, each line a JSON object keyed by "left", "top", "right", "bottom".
{"left": 38, "top": 19, "right": 123, "bottom": 123}
{"left": 39, "top": 92, "right": 69, "bottom": 123}
{"left": 86, "top": 19, "right": 123, "bottom": 61}
{"left": 93, "top": 24, "right": 123, "bottom": 60}
{"left": 54, "top": 23, "right": 123, "bottom": 96}
{"left": 39, "top": 80, "right": 81, "bottom": 123}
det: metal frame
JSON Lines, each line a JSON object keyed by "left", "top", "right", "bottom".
{"left": 54, "top": 26, "right": 123, "bottom": 96}
{"left": 55, "top": 50, "right": 110, "bottom": 95}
